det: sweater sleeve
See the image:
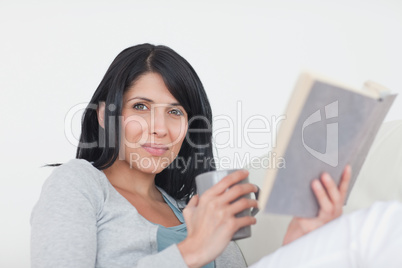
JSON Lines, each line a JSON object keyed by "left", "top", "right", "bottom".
{"left": 30, "top": 161, "right": 101, "bottom": 268}
{"left": 30, "top": 160, "right": 189, "bottom": 268}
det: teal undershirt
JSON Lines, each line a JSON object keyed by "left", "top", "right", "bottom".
{"left": 156, "top": 194, "right": 215, "bottom": 268}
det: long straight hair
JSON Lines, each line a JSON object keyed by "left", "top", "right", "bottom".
{"left": 74, "top": 44, "right": 215, "bottom": 203}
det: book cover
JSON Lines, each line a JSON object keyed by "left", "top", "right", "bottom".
{"left": 259, "top": 73, "right": 397, "bottom": 217}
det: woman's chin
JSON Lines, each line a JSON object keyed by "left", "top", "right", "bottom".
{"left": 129, "top": 160, "right": 171, "bottom": 175}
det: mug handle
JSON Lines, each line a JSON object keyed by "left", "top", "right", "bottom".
{"left": 251, "top": 185, "right": 260, "bottom": 216}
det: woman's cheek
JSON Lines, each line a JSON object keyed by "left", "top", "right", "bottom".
{"left": 122, "top": 118, "right": 149, "bottom": 145}
{"left": 170, "top": 119, "right": 188, "bottom": 145}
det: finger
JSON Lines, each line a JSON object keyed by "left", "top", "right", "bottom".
{"left": 228, "top": 216, "right": 257, "bottom": 234}
{"left": 205, "top": 170, "right": 249, "bottom": 197}
{"left": 312, "top": 179, "right": 333, "bottom": 215}
{"left": 339, "top": 165, "right": 352, "bottom": 201}
{"left": 227, "top": 198, "right": 259, "bottom": 215}
{"left": 219, "top": 183, "right": 258, "bottom": 204}
{"left": 320, "top": 173, "right": 341, "bottom": 205}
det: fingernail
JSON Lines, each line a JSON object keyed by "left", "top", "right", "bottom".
{"left": 313, "top": 179, "right": 322, "bottom": 189}
{"left": 322, "top": 173, "right": 331, "bottom": 182}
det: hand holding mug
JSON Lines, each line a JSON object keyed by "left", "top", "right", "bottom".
{"left": 178, "top": 170, "right": 259, "bottom": 268}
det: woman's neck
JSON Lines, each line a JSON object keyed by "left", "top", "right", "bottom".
{"left": 102, "top": 159, "right": 161, "bottom": 201}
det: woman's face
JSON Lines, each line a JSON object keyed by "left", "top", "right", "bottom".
{"left": 119, "top": 72, "right": 188, "bottom": 174}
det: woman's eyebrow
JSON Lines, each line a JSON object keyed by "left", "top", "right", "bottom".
{"left": 127, "top": 96, "right": 181, "bottom": 106}
{"left": 127, "top": 96, "right": 154, "bottom": 103}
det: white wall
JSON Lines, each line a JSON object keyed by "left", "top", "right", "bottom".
{"left": 1, "top": 0, "right": 401, "bottom": 266}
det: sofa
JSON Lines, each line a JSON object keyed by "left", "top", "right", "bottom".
{"left": 237, "top": 119, "right": 402, "bottom": 266}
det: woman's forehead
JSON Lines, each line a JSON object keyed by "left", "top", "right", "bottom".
{"left": 123, "top": 73, "right": 180, "bottom": 105}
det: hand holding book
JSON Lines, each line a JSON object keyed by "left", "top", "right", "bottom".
{"left": 282, "top": 165, "right": 352, "bottom": 245}
{"left": 259, "top": 72, "right": 397, "bottom": 218}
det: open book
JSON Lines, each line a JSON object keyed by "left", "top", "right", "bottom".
{"left": 258, "top": 72, "right": 397, "bottom": 217}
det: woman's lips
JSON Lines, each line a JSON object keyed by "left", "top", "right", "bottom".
{"left": 141, "top": 144, "right": 169, "bottom": 156}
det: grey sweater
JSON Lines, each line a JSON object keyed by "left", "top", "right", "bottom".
{"left": 31, "top": 159, "right": 247, "bottom": 268}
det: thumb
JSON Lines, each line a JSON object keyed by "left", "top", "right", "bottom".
{"left": 183, "top": 194, "right": 199, "bottom": 224}
{"left": 187, "top": 194, "right": 199, "bottom": 208}
{"left": 183, "top": 195, "right": 198, "bottom": 235}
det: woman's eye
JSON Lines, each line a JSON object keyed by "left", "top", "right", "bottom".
{"left": 133, "top": 103, "right": 148, "bottom": 110}
{"left": 169, "top": 109, "right": 184, "bottom": 116}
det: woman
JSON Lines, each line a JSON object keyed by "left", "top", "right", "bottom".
{"left": 31, "top": 44, "right": 402, "bottom": 268}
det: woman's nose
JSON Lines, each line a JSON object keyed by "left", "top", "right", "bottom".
{"left": 150, "top": 109, "right": 168, "bottom": 138}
